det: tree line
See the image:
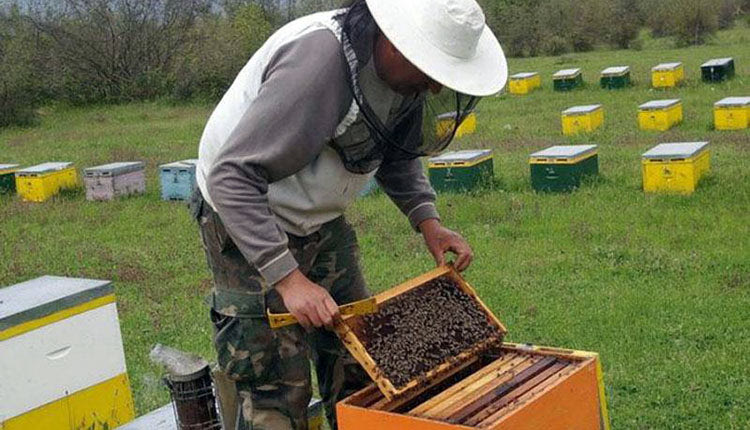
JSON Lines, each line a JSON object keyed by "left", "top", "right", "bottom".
{"left": 1, "top": 0, "right": 748, "bottom": 127}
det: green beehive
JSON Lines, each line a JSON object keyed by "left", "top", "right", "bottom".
{"left": 600, "top": 66, "right": 631, "bottom": 89}
{"left": 701, "top": 58, "right": 735, "bottom": 82}
{"left": 553, "top": 68, "right": 583, "bottom": 91}
{"left": 0, "top": 164, "right": 20, "bottom": 194}
{"left": 530, "top": 145, "right": 599, "bottom": 192}
{"left": 428, "top": 149, "right": 493, "bottom": 193}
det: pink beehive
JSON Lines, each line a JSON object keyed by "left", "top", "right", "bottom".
{"left": 84, "top": 162, "right": 146, "bottom": 201}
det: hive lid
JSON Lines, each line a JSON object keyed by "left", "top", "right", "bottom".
{"left": 639, "top": 99, "right": 681, "bottom": 110}
{"left": 510, "top": 72, "right": 538, "bottom": 79}
{"left": 652, "top": 62, "right": 682, "bottom": 71}
{"left": 84, "top": 161, "right": 144, "bottom": 176}
{"left": 17, "top": 162, "right": 73, "bottom": 175}
{"left": 0, "top": 276, "right": 113, "bottom": 333}
{"left": 160, "top": 159, "right": 198, "bottom": 170}
{"left": 530, "top": 144, "right": 598, "bottom": 160}
{"left": 701, "top": 57, "right": 733, "bottom": 67}
{"left": 0, "top": 164, "right": 20, "bottom": 173}
{"left": 601, "top": 66, "right": 630, "bottom": 76}
{"left": 562, "top": 104, "right": 602, "bottom": 115}
{"left": 335, "top": 266, "right": 506, "bottom": 400}
{"left": 642, "top": 142, "right": 709, "bottom": 159}
{"left": 553, "top": 68, "right": 581, "bottom": 78}
{"left": 429, "top": 149, "right": 492, "bottom": 164}
{"left": 715, "top": 96, "right": 750, "bottom": 107}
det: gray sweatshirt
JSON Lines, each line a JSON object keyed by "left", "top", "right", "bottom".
{"left": 197, "top": 21, "right": 439, "bottom": 286}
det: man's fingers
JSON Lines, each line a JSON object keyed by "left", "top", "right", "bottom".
{"left": 296, "top": 312, "right": 313, "bottom": 331}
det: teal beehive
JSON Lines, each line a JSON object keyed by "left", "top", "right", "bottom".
{"left": 159, "top": 159, "right": 198, "bottom": 201}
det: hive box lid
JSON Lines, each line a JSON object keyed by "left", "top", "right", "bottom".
{"left": 639, "top": 99, "right": 681, "bottom": 110}
{"left": 0, "top": 164, "right": 20, "bottom": 173}
{"left": 701, "top": 57, "right": 733, "bottom": 67}
{"left": 0, "top": 276, "right": 113, "bottom": 333}
{"left": 429, "top": 149, "right": 492, "bottom": 164}
{"left": 85, "top": 161, "right": 144, "bottom": 177}
{"left": 715, "top": 96, "right": 750, "bottom": 107}
{"left": 335, "top": 266, "right": 506, "bottom": 400}
{"left": 530, "top": 145, "right": 598, "bottom": 160}
{"left": 642, "top": 142, "right": 709, "bottom": 159}
{"left": 562, "top": 104, "right": 602, "bottom": 115}
{"left": 601, "top": 66, "right": 629, "bottom": 76}
{"left": 652, "top": 62, "right": 682, "bottom": 71}
{"left": 17, "top": 162, "right": 73, "bottom": 175}
{"left": 510, "top": 72, "right": 538, "bottom": 79}
{"left": 160, "top": 159, "right": 198, "bottom": 170}
{"left": 553, "top": 68, "right": 581, "bottom": 78}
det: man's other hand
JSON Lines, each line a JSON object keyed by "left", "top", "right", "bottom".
{"left": 419, "top": 218, "right": 473, "bottom": 272}
{"left": 274, "top": 270, "right": 340, "bottom": 330}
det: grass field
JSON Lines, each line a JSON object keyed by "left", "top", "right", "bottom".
{"left": 1, "top": 24, "right": 749, "bottom": 429}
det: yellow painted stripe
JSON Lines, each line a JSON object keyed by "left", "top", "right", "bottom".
{"left": 530, "top": 152, "right": 597, "bottom": 165}
{"left": 0, "top": 294, "right": 116, "bottom": 341}
{"left": 0, "top": 169, "right": 18, "bottom": 175}
{"left": 429, "top": 155, "right": 493, "bottom": 168}
{"left": 596, "top": 359, "right": 611, "bottom": 430}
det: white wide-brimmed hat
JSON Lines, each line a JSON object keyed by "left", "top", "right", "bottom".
{"left": 365, "top": 0, "right": 507, "bottom": 97}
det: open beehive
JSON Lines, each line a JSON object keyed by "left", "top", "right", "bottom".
{"left": 336, "top": 266, "right": 610, "bottom": 430}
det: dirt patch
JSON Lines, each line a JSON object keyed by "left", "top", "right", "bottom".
{"left": 358, "top": 276, "right": 501, "bottom": 388}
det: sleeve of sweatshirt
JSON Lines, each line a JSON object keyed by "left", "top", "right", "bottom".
{"left": 206, "top": 29, "right": 351, "bottom": 285}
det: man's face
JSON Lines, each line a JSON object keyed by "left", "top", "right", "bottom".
{"left": 374, "top": 33, "right": 443, "bottom": 96}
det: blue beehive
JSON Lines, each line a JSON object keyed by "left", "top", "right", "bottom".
{"left": 159, "top": 159, "right": 198, "bottom": 201}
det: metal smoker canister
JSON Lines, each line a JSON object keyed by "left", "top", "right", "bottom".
{"left": 164, "top": 365, "right": 221, "bottom": 430}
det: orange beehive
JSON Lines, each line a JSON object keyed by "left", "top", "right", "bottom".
{"left": 335, "top": 266, "right": 610, "bottom": 430}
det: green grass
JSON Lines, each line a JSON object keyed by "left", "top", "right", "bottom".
{"left": 2, "top": 25, "right": 749, "bottom": 429}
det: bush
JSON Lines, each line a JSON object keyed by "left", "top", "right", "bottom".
{"left": 668, "top": 0, "right": 720, "bottom": 46}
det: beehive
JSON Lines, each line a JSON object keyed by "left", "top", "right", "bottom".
{"left": 642, "top": 142, "right": 710, "bottom": 195}
{"left": 600, "top": 66, "right": 631, "bottom": 89}
{"left": 0, "top": 164, "right": 20, "bottom": 194}
{"left": 428, "top": 150, "right": 493, "bottom": 192}
{"left": 638, "top": 99, "right": 683, "bottom": 131}
{"left": 84, "top": 161, "right": 146, "bottom": 201}
{"left": 436, "top": 111, "right": 477, "bottom": 139}
{"left": 561, "top": 104, "right": 604, "bottom": 135}
{"left": 714, "top": 96, "right": 750, "bottom": 130}
{"left": 701, "top": 58, "right": 735, "bottom": 82}
{"left": 651, "top": 62, "right": 684, "bottom": 88}
{"left": 0, "top": 276, "right": 135, "bottom": 430}
{"left": 529, "top": 145, "right": 599, "bottom": 192}
{"left": 553, "top": 68, "right": 583, "bottom": 91}
{"left": 509, "top": 72, "right": 541, "bottom": 95}
{"left": 336, "top": 266, "right": 610, "bottom": 430}
{"left": 15, "top": 162, "right": 78, "bottom": 202}
{"left": 160, "top": 159, "right": 198, "bottom": 201}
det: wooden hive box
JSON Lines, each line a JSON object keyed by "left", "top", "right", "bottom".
{"left": 508, "top": 72, "right": 541, "bottom": 95}
{"left": 638, "top": 99, "right": 683, "bottom": 131}
{"left": 651, "top": 62, "right": 684, "bottom": 88}
{"left": 714, "top": 96, "right": 749, "bottom": 130}
{"left": 701, "top": 58, "right": 735, "bottom": 82}
{"left": 428, "top": 150, "right": 493, "bottom": 193}
{"left": 529, "top": 145, "right": 599, "bottom": 192}
{"left": 600, "top": 66, "right": 630, "bottom": 89}
{"left": 642, "top": 142, "right": 710, "bottom": 195}
{"left": 553, "top": 68, "right": 583, "bottom": 91}
{"left": 15, "top": 162, "right": 78, "bottom": 202}
{"left": 561, "top": 104, "right": 604, "bottom": 135}
{"left": 159, "top": 159, "right": 198, "bottom": 201}
{"left": 0, "top": 164, "right": 20, "bottom": 194}
{"left": 0, "top": 276, "right": 135, "bottom": 429}
{"left": 84, "top": 161, "right": 146, "bottom": 201}
{"left": 335, "top": 266, "right": 610, "bottom": 430}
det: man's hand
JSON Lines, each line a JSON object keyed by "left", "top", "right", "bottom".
{"left": 274, "top": 269, "right": 340, "bottom": 330}
{"left": 419, "top": 218, "right": 473, "bottom": 271}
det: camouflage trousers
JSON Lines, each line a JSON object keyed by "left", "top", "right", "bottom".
{"left": 191, "top": 191, "right": 371, "bottom": 430}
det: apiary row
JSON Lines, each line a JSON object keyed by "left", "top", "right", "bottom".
{"left": 0, "top": 159, "right": 199, "bottom": 202}
{"left": 429, "top": 141, "right": 710, "bottom": 195}
{"left": 509, "top": 57, "right": 737, "bottom": 94}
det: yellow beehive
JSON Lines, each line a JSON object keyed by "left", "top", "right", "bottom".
{"left": 436, "top": 111, "right": 477, "bottom": 139}
{"left": 638, "top": 99, "right": 683, "bottom": 131}
{"left": 561, "top": 105, "right": 604, "bottom": 136}
{"left": 509, "top": 72, "right": 541, "bottom": 95}
{"left": 651, "top": 62, "right": 684, "bottom": 88}
{"left": 714, "top": 97, "right": 749, "bottom": 130}
{"left": 15, "top": 162, "right": 78, "bottom": 202}
{"left": 642, "top": 142, "right": 710, "bottom": 195}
